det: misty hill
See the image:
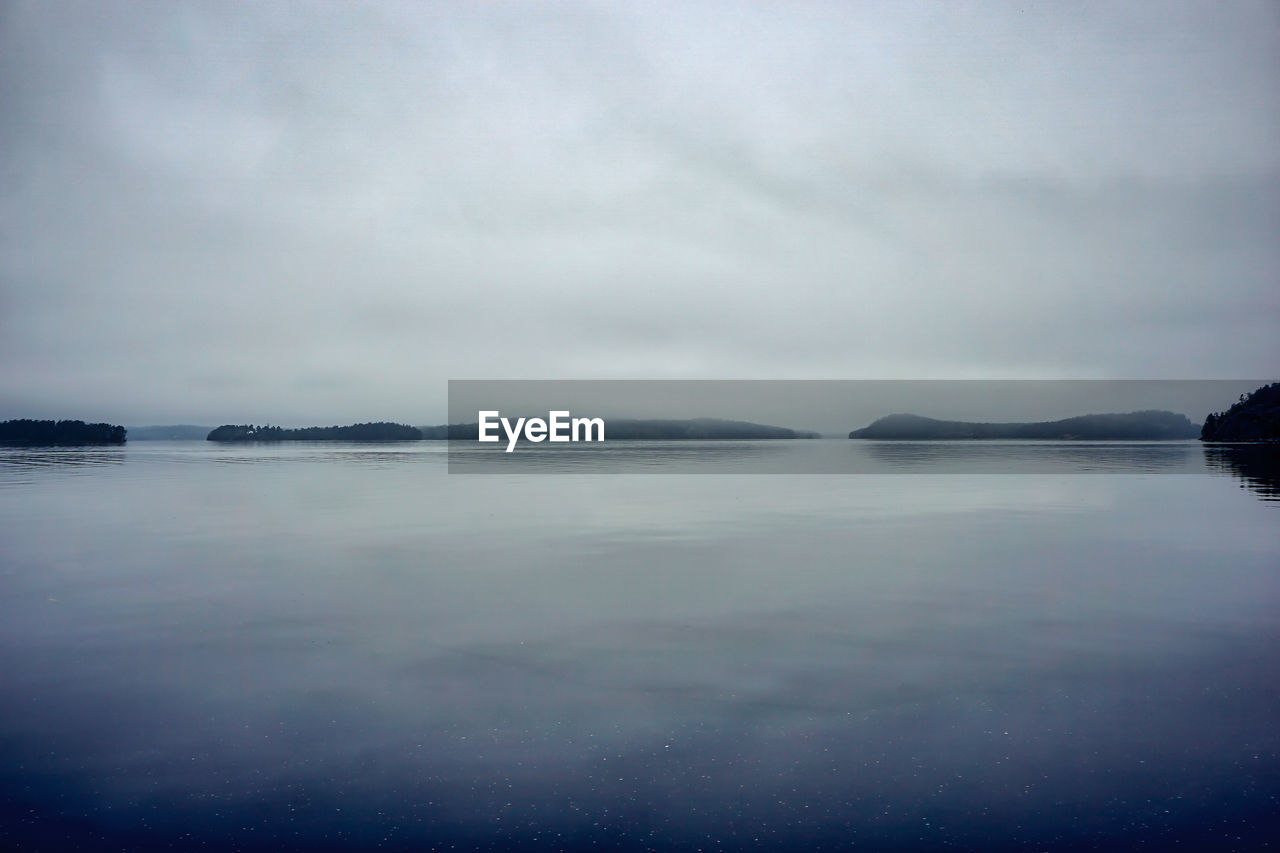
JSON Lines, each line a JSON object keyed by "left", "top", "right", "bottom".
{"left": 1, "top": 419, "right": 127, "bottom": 445}
{"left": 1201, "top": 382, "right": 1280, "bottom": 441}
{"left": 606, "top": 418, "right": 819, "bottom": 439}
{"left": 420, "top": 418, "right": 820, "bottom": 440}
{"left": 128, "top": 425, "right": 212, "bottom": 441}
{"left": 418, "top": 423, "right": 477, "bottom": 440}
{"left": 207, "top": 422, "right": 422, "bottom": 442}
{"left": 848, "top": 411, "right": 1198, "bottom": 440}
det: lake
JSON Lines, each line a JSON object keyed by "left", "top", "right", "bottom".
{"left": 1, "top": 440, "right": 1276, "bottom": 850}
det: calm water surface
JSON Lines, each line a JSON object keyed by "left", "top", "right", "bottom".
{"left": 1, "top": 441, "right": 1277, "bottom": 851}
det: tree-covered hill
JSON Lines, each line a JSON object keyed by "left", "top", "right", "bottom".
{"left": 207, "top": 422, "right": 423, "bottom": 442}
{"left": 0, "top": 419, "right": 127, "bottom": 445}
{"left": 849, "top": 411, "right": 1198, "bottom": 440}
{"left": 1201, "top": 383, "right": 1280, "bottom": 441}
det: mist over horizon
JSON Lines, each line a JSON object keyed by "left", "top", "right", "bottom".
{"left": 78, "top": 379, "right": 1264, "bottom": 441}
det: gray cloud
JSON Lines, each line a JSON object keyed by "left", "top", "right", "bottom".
{"left": 1, "top": 0, "right": 1277, "bottom": 425}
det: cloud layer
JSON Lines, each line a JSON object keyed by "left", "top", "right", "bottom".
{"left": 2, "top": 1, "right": 1277, "bottom": 424}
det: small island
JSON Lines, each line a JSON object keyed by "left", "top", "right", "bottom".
{"left": 849, "top": 411, "right": 1198, "bottom": 440}
{"left": 421, "top": 418, "right": 819, "bottom": 440}
{"left": 1201, "top": 383, "right": 1280, "bottom": 442}
{"left": 207, "top": 422, "right": 423, "bottom": 442}
{"left": 0, "top": 419, "right": 127, "bottom": 445}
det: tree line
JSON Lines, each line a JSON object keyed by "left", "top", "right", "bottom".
{"left": 0, "top": 419, "right": 127, "bottom": 445}
{"left": 206, "top": 422, "right": 423, "bottom": 442}
{"left": 1201, "top": 383, "right": 1280, "bottom": 441}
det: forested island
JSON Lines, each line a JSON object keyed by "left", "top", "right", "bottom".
{"left": 0, "top": 419, "right": 127, "bottom": 445}
{"left": 1201, "top": 382, "right": 1280, "bottom": 441}
{"left": 848, "top": 411, "right": 1198, "bottom": 440}
{"left": 207, "top": 422, "right": 422, "bottom": 442}
{"left": 420, "top": 418, "right": 819, "bottom": 440}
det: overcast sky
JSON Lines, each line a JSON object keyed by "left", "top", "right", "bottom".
{"left": 1, "top": 1, "right": 1277, "bottom": 426}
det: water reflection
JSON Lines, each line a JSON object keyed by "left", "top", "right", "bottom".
{"left": 449, "top": 439, "right": 1205, "bottom": 475}
{"left": 0, "top": 447, "right": 126, "bottom": 481}
{"left": 0, "top": 440, "right": 1253, "bottom": 479}
{"left": 447, "top": 439, "right": 783, "bottom": 473}
{"left": 1, "top": 443, "right": 1278, "bottom": 849}
{"left": 1203, "top": 443, "right": 1280, "bottom": 502}
{"left": 208, "top": 443, "right": 442, "bottom": 467}
{"left": 860, "top": 439, "right": 1199, "bottom": 473}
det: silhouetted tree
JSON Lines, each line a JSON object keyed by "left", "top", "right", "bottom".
{"left": 0, "top": 419, "right": 126, "bottom": 445}
{"left": 1201, "top": 383, "right": 1280, "bottom": 441}
{"left": 207, "top": 422, "right": 422, "bottom": 442}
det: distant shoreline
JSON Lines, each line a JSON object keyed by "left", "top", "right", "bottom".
{"left": 848, "top": 411, "right": 1198, "bottom": 441}
{"left": 424, "top": 418, "right": 820, "bottom": 441}
{"left": 199, "top": 418, "right": 822, "bottom": 442}
{"left": 18, "top": 388, "right": 1278, "bottom": 446}
{"left": 207, "top": 423, "right": 422, "bottom": 442}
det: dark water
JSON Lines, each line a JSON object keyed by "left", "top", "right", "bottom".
{"left": 1, "top": 441, "right": 1277, "bottom": 851}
